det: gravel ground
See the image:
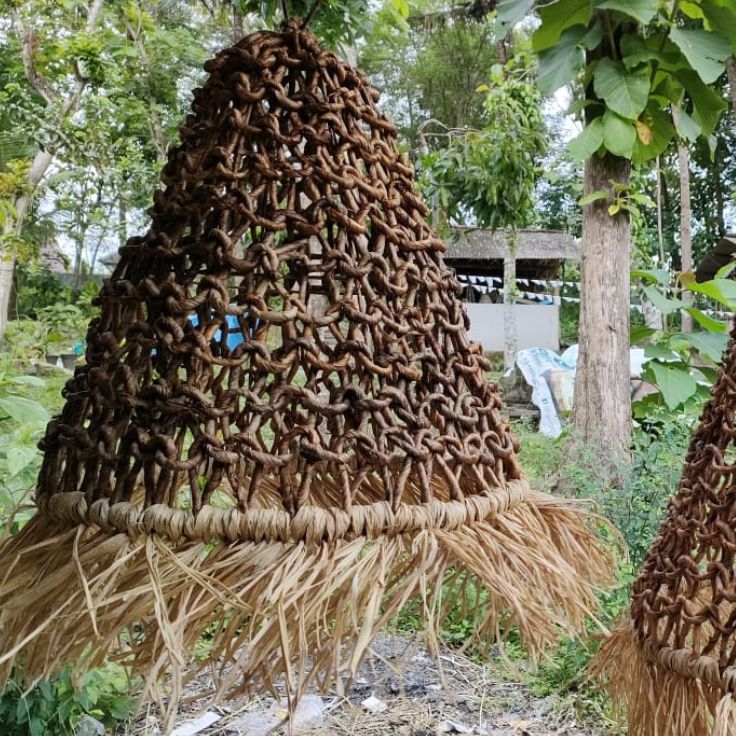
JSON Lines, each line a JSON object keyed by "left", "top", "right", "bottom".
{"left": 121, "top": 635, "right": 617, "bottom": 736}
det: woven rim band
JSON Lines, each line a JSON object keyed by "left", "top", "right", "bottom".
{"left": 635, "top": 627, "right": 736, "bottom": 694}
{"left": 37, "top": 480, "right": 535, "bottom": 544}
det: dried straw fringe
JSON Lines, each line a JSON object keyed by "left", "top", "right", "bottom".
{"left": 0, "top": 487, "right": 611, "bottom": 733}
{"left": 593, "top": 624, "right": 736, "bottom": 736}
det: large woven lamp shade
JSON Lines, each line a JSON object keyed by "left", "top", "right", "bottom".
{"left": 596, "top": 324, "right": 736, "bottom": 735}
{"left": 0, "top": 21, "right": 611, "bottom": 729}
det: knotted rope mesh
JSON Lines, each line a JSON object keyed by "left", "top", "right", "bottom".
{"left": 597, "top": 324, "right": 736, "bottom": 735}
{"left": 0, "top": 23, "right": 610, "bottom": 730}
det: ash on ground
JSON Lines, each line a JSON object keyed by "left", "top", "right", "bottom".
{"left": 123, "top": 635, "right": 614, "bottom": 736}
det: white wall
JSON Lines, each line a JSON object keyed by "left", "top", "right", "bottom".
{"left": 464, "top": 303, "right": 560, "bottom": 353}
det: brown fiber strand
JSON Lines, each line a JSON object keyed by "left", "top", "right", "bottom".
{"left": 0, "top": 20, "right": 614, "bottom": 733}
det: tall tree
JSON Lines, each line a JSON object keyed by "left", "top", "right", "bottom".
{"left": 524, "top": 0, "right": 736, "bottom": 461}
{"left": 0, "top": 0, "right": 105, "bottom": 338}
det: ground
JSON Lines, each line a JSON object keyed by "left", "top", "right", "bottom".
{"left": 122, "top": 635, "right": 614, "bottom": 736}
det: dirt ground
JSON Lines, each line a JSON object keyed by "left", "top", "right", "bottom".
{"left": 123, "top": 635, "right": 616, "bottom": 736}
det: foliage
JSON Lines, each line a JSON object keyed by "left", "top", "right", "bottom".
{"left": 529, "top": 0, "right": 735, "bottom": 164}
{"left": 361, "top": 3, "right": 503, "bottom": 148}
{"left": 0, "top": 666, "right": 134, "bottom": 736}
{"left": 15, "top": 262, "right": 70, "bottom": 318}
{"left": 631, "top": 266, "right": 736, "bottom": 413}
{"left": 0, "top": 366, "right": 51, "bottom": 530}
{"left": 233, "top": 0, "right": 370, "bottom": 47}
{"left": 418, "top": 55, "right": 546, "bottom": 228}
{"left": 36, "top": 303, "right": 87, "bottom": 353}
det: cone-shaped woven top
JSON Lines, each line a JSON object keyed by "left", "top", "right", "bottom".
{"left": 38, "top": 21, "right": 522, "bottom": 526}
{"left": 594, "top": 325, "right": 736, "bottom": 735}
{"left": 629, "top": 325, "right": 736, "bottom": 693}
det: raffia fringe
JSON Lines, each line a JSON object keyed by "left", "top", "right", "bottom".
{"left": 0, "top": 486, "right": 612, "bottom": 732}
{"left": 593, "top": 624, "right": 736, "bottom": 736}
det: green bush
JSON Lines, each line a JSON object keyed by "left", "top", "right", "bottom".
{"left": 15, "top": 264, "right": 71, "bottom": 319}
{"left": 0, "top": 667, "right": 134, "bottom": 736}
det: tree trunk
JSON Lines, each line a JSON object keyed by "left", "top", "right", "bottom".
{"left": 0, "top": 0, "right": 104, "bottom": 339}
{"left": 573, "top": 153, "right": 632, "bottom": 463}
{"left": 726, "top": 58, "right": 736, "bottom": 133}
{"left": 678, "top": 141, "right": 693, "bottom": 332}
{"left": 0, "top": 256, "right": 14, "bottom": 339}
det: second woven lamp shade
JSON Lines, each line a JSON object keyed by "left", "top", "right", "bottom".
{"left": 0, "top": 21, "right": 611, "bottom": 725}
{"left": 595, "top": 323, "right": 736, "bottom": 735}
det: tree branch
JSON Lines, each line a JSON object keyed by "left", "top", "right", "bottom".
{"left": 61, "top": 0, "right": 106, "bottom": 116}
{"left": 14, "top": 12, "right": 60, "bottom": 104}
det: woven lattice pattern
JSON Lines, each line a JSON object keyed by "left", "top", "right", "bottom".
{"left": 37, "top": 22, "right": 520, "bottom": 516}
{"left": 630, "top": 322, "right": 736, "bottom": 690}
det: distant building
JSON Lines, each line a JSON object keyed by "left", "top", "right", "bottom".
{"left": 444, "top": 227, "right": 580, "bottom": 364}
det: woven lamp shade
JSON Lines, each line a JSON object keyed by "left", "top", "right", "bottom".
{"left": 0, "top": 21, "right": 611, "bottom": 730}
{"left": 596, "top": 324, "right": 736, "bottom": 735}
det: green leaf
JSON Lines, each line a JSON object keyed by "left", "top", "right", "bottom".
{"left": 537, "top": 26, "right": 586, "bottom": 94}
{"left": 669, "top": 27, "right": 731, "bottom": 84}
{"left": 645, "top": 344, "right": 679, "bottom": 360}
{"left": 533, "top": 0, "right": 592, "bottom": 52}
{"left": 675, "top": 69, "right": 728, "bottom": 136}
{"left": 701, "top": 0, "right": 736, "bottom": 52}
{"left": 674, "top": 331, "right": 728, "bottom": 361}
{"left": 630, "top": 325, "right": 656, "bottom": 343}
{"left": 391, "top": 0, "right": 410, "bottom": 18}
{"left": 7, "top": 445, "right": 38, "bottom": 477}
{"left": 648, "top": 362, "right": 697, "bottom": 409}
{"left": 10, "top": 375, "right": 45, "bottom": 388}
{"left": 686, "top": 306, "right": 728, "bottom": 333}
{"left": 568, "top": 117, "right": 604, "bottom": 159}
{"left": 679, "top": 0, "right": 705, "bottom": 18}
{"left": 715, "top": 259, "right": 736, "bottom": 279}
{"left": 642, "top": 284, "right": 683, "bottom": 315}
{"left": 594, "top": 58, "right": 650, "bottom": 119}
{"left": 602, "top": 109, "right": 637, "bottom": 157}
{"left": 579, "top": 190, "right": 609, "bottom": 205}
{"left": 632, "top": 105, "right": 675, "bottom": 163}
{"left": 686, "top": 278, "right": 736, "bottom": 308}
{"left": 497, "top": 0, "right": 535, "bottom": 30}
{"left": 0, "top": 396, "right": 50, "bottom": 426}
{"left": 594, "top": 0, "right": 659, "bottom": 24}
{"left": 620, "top": 33, "right": 683, "bottom": 70}
{"left": 632, "top": 268, "right": 671, "bottom": 284}
{"left": 673, "top": 106, "right": 700, "bottom": 141}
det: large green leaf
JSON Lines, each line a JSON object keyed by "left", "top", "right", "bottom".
{"left": 602, "top": 110, "right": 636, "bottom": 157}
{"left": 497, "top": 0, "right": 536, "bottom": 30}
{"left": 537, "top": 26, "right": 586, "bottom": 94}
{"left": 701, "top": 0, "right": 736, "bottom": 51}
{"left": 686, "top": 278, "right": 736, "bottom": 308}
{"left": 6, "top": 445, "right": 38, "bottom": 477}
{"left": 533, "top": 0, "right": 592, "bottom": 52}
{"left": 648, "top": 362, "right": 697, "bottom": 409}
{"left": 686, "top": 306, "right": 728, "bottom": 333}
{"left": 594, "top": 58, "right": 650, "bottom": 119}
{"left": 673, "top": 106, "right": 700, "bottom": 141}
{"left": 9, "top": 375, "right": 45, "bottom": 388}
{"left": 642, "top": 284, "right": 683, "bottom": 315}
{"left": 0, "top": 396, "right": 50, "bottom": 426}
{"left": 568, "top": 117, "right": 604, "bottom": 159}
{"left": 620, "top": 34, "right": 684, "bottom": 70}
{"left": 594, "top": 0, "right": 658, "bottom": 24}
{"left": 674, "top": 331, "right": 728, "bottom": 361}
{"left": 632, "top": 268, "right": 671, "bottom": 284}
{"left": 669, "top": 27, "right": 731, "bottom": 84}
{"left": 631, "top": 105, "right": 675, "bottom": 163}
{"left": 675, "top": 69, "right": 728, "bottom": 136}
